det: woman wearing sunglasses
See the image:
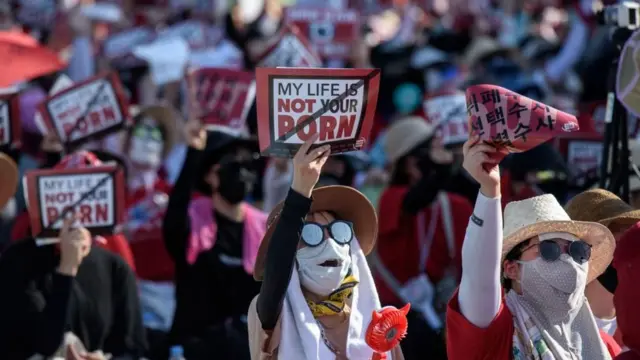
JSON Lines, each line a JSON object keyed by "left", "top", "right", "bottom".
{"left": 247, "top": 135, "right": 405, "bottom": 360}
{"left": 446, "top": 135, "right": 620, "bottom": 360}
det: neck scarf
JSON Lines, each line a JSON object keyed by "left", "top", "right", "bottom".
{"left": 306, "top": 274, "right": 359, "bottom": 318}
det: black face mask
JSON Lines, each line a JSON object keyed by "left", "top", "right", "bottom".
{"left": 217, "top": 161, "right": 256, "bottom": 205}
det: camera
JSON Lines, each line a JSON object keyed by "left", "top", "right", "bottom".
{"left": 596, "top": 1, "right": 640, "bottom": 29}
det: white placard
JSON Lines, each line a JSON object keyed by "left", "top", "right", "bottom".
{"left": 133, "top": 38, "right": 190, "bottom": 86}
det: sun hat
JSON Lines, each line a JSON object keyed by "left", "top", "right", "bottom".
{"left": 383, "top": 116, "right": 435, "bottom": 163}
{"left": 0, "top": 153, "right": 18, "bottom": 210}
{"left": 129, "top": 104, "right": 180, "bottom": 158}
{"left": 565, "top": 189, "right": 640, "bottom": 230}
{"left": 502, "top": 194, "right": 616, "bottom": 283}
{"left": 253, "top": 185, "right": 377, "bottom": 281}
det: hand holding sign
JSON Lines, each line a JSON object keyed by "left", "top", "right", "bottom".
{"left": 185, "top": 118, "right": 207, "bottom": 150}
{"left": 462, "top": 135, "right": 504, "bottom": 198}
{"left": 57, "top": 215, "right": 92, "bottom": 276}
{"left": 291, "top": 134, "right": 331, "bottom": 199}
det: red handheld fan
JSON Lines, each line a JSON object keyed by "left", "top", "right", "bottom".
{"left": 365, "top": 304, "right": 411, "bottom": 360}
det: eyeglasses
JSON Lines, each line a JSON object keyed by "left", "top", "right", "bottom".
{"left": 522, "top": 239, "right": 592, "bottom": 264}
{"left": 301, "top": 220, "right": 354, "bottom": 247}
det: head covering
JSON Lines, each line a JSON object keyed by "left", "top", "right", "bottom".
{"left": 565, "top": 189, "right": 640, "bottom": 229}
{"left": 129, "top": 104, "right": 180, "bottom": 158}
{"left": 254, "top": 185, "right": 377, "bottom": 281}
{"left": 0, "top": 153, "right": 18, "bottom": 209}
{"left": 383, "top": 117, "right": 434, "bottom": 163}
{"left": 502, "top": 194, "right": 615, "bottom": 283}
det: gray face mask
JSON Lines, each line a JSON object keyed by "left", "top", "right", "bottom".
{"left": 517, "top": 254, "right": 588, "bottom": 313}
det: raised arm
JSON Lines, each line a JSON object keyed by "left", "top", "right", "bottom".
{"left": 456, "top": 135, "right": 504, "bottom": 328}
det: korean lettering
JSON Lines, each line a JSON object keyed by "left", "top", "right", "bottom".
{"left": 467, "top": 94, "right": 479, "bottom": 115}
{"left": 534, "top": 104, "right": 555, "bottom": 131}
{"left": 508, "top": 102, "right": 528, "bottom": 119}
{"left": 470, "top": 116, "right": 485, "bottom": 136}
{"left": 493, "top": 129, "right": 512, "bottom": 147}
{"left": 513, "top": 123, "right": 532, "bottom": 142}
{"left": 480, "top": 89, "right": 501, "bottom": 104}
{"left": 486, "top": 107, "right": 505, "bottom": 126}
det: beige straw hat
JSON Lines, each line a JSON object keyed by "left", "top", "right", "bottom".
{"left": 503, "top": 194, "right": 616, "bottom": 283}
{"left": 384, "top": 116, "right": 435, "bottom": 163}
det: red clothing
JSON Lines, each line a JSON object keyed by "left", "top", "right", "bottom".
{"left": 125, "top": 178, "right": 175, "bottom": 281}
{"left": 617, "top": 351, "right": 640, "bottom": 360}
{"left": 613, "top": 223, "right": 640, "bottom": 356}
{"left": 10, "top": 211, "right": 136, "bottom": 273}
{"left": 374, "top": 186, "right": 472, "bottom": 305}
{"left": 446, "top": 291, "right": 621, "bottom": 360}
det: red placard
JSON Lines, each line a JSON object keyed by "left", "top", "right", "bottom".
{"left": 23, "top": 165, "right": 126, "bottom": 239}
{"left": 256, "top": 67, "right": 380, "bottom": 157}
{"left": 256, "top": 25, "right": 323, "bottom": 68}
{"left": 188, "top": 68, "right": 255, "bottom": 130}
{"left": 38, "top": 72, "right": 132, "bottom": 148}
{"left": 286, "top": 7, "right": 360, "bottom": 59}
{"left": 0, "top": 91, "right": 22, "bottom": 151}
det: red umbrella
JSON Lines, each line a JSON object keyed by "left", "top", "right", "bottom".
{"left": 0, "top": 31, "right": 66, "bottom": 88}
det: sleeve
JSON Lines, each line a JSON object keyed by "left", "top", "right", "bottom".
{"left": 248, "top": 295, "right": 281, "bottom": 360}
{"left": 0, "top": 248, "right": 75, "bottom": 357}
{"left": 256, "top": 189, "right": 312, "bottom": 331}
{"left": 162, "top": 146, "right": 203, "bottom": 265}
{"left": 457, "top": 192, "right": 503, "bottom": 328}
{"left": 67, "top": 36, "right": 95, "bottom": 82}
{"left": 103, "top": 256, "right": 148, "bottom": 357}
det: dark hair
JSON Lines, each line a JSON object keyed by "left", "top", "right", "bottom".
{"left": 502, "top": 239, "right": 531, "bottom": 290}
{"left": 389, "top": 137, "right": 433, "bottom": 186}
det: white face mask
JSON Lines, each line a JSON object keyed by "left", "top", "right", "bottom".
{"left": 296, "top": 238, "right": 352, "bottom": 296}
{"left": 129, "top": 137, "right": 162, "bottom": 168}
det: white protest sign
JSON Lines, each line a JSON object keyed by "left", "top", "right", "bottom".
{"left": 424, "top": 94, "right": 469, "bottom": 145}
{"left": 81, "top": 3, "right": 123, "bottom": 23}
{"left": 257, "top": 27, "right": 322, "bottom": 68}
{"left": 158, "top": 20, "right": 208, "bottom": 49}
{"left": 133, "top": 37, "right": 190, "bottom": 86}
{"left": 103, "top": 27, "right": 156, "bottom": 60}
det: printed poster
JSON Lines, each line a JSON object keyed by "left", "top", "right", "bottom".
{"left": 256, "top": 67, "right": 381, "bottom": 157}
{"left": 257, "top": 25, "right": 322, "bottom": 68}
{"left": 23, "top": 165, "right": 126, "bottom": 238}
{"left": 567, "top": 140, "right": 603, "bottom": 179}
{"left": 0, "top": 92, "right": 22, "bottom": 150}
{"left": 424, "top": 93, "right": 468, "bottom": 146}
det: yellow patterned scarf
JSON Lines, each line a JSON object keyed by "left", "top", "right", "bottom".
{"left": 306, "top": 274, "right": 359, "bottom": 318}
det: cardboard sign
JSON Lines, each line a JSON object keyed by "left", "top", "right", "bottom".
{"left": 102, "top": 27, "right": 157, "bottom": 60}
{"left": 466, "top": 84, "right": 580, "bottom": 154}
{"left": 256, "top": 67, "right": 380, "bottom": 157}
{"left": 257, "top": 25, "right": 323, "bottom": 68}
{"left": 38, "top": 73, "right": 131, "bottom": 147}
{"left": 424, "top": 93, "right": 468, "bottom": 146}
{"left": 0, "top": 92, "right": 22, "bottom": 150}
{"left": 286, "top": 7, "right": 360, "bottom": 59}
{"left": 23, "top": 165, "right": 126, "bottom": 238}
{"left": 158, "top": 20, "right": 208, "bottom": 49}
{"left": 16, "top": 0, "right": 57, "bottom": 29}
{"left": 188, "top": 68, "right": 255, "bottom": 130}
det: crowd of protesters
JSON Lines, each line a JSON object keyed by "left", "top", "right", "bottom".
{"left": 1, "top": 0, "right": 640, "bottom": 359}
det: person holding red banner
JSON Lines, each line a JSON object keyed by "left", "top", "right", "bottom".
{"left": 162, "top": 119, "right": 266, "bottom": 359}
{"left": 247, "top": 135, "right": 406, "bottom": 360}
{"left": 445, "top": 134, "right": 621, "bottom": 359}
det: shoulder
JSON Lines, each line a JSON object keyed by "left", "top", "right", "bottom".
{"left": 91, "top": 246, "right": 136, "bottom": 278}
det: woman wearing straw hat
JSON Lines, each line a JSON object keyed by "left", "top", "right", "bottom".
{"left": 446, "top": 135, "right": 620, "bottom": 360}
{"left": 247, "top": 135, "right": 405, "bottom": 360}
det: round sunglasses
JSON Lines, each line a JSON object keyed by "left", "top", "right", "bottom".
{"left": 522, "top": 239, "right": 592, "bottom": 264}
{"left": 301, "top": 220, "right": 354, "bottom": 247}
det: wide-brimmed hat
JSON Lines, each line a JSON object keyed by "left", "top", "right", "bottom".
{"left": 503, "top": 194, "right": 615, "bottom": 283}
{"left": 464, "top": 36, "right": 510, "bottom": 67}
{"left": 129, "top": 104, "right": 180, "bottom": 158}
{"left": 565, "top": 189, "right": 640, "bottom": 229}
{"left": 0, "top": 153, "right": 18, "bottom": 209}
{"left": 253, "top": 185, "right": 377, "bottom": 281}
{"left": 384, "top": 116, "right": 435, "bottom": 163}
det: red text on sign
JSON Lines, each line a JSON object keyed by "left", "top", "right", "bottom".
{"left": 61, "top": 106, "right": 117, "bottom": 138}
{"left": 46, "top": 203, "right": 109, "bottom": 225}
{"left": 278, "top": 114, "right": 356, "bottom": 141}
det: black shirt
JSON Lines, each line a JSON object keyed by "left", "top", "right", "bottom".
{"left": 0, "top": 239, "right": 146, "bottom": 359}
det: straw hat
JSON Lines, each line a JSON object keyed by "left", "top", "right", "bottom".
{"left": 503, "top": 194, "right": 615, "bottom": 283}
{"left": 253, "top": 186, "right": 377, "bottom": 281}
{"left": 0, "top": 153, "right": 18, "bottom": 210}
{"left": 129, "top": 104, "right": 180, "bottom": 158}
{"left": 384, "top": 116, "right": 435, "bottom": 163}
{"left": 565, "top": 189, "right": 640, "bottom": 229}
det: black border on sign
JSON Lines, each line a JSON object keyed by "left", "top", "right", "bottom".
{"left": 266, "top": 74, "right": 370, "bottom": 157}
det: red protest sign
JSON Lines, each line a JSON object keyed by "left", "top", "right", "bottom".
{"left": 256, "top": 25, "right": 323, "bottom": 68}
{"left": 0, "top": 92, "right": 21, "bottom": 150}
{"left": 102, "top": 26, "right": 157, "bottom": 60}
{"left": 38, "top": 72, "right": 131, "bottom": 147}
{"left": 286, "top": 7, "right": 360, "bottom": 59}
{"left": 423, "top": 93, "right": 468, "bottom": 146}
{"left": 256, "top": 67, "right": 380, "bottom": 157}
{"left": 23, "top": 165, "right": 126, "bottom": 238}
{"left": 188, "top": 68, "right": 255, "bottom": 130}
{"left": 466, "top": 84, "right": 580, "bottom": 154}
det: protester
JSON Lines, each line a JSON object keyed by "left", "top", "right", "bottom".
{"left": 0, "top": 215, "right": 146, "bottom": 359}
{"left": 248, "top": 135, "right": 404, "bottom": 359}
{"left": 163, "top": 120, "right": 266, "bottom": 359}
{"left": 565, "top": 189, "right": 640, "bottom": 343}
{"left": 373, "top": 117, "right": 473, "bottom": 360}
{"left": 446, "top": 135, "right": 620, "bottom": 359}
{"left": 612, "top": 222, "right": 640, "bottom": 360}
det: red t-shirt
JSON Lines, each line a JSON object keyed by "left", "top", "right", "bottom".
{"left": 375, "top": 186, "right": 473, "bottom": 305}
{"left": 446, "top": 291, "right": 622, "bottom": 359}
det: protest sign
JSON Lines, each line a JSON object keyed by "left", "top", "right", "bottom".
{"left": 424, "top": 93, "right": 468, "bottom": 146}
{"left": 157, "top": 20, "right": 209, "bottom": 49}
{"left": 133, "top": 37, "right": 190, "bottom": 86}
{"left": 38, "top": 73, "right": 131, "bottom": 147}
{"left": 553, "top": 132, "right": 603, "bottom": 184}
{"left": 286, "top": 7, "right": 360, "bottom": 59}
{"left": 256, "top": 67, "right": 380, "bottom": 157}
{"left": 256, "top": 25, "right": 322, "bottom": 68}
{"left": 0, "top": 92, "right": 22, "bottom": 150}
{"left": 23, "top": 165, "right": 126, "bottom": 238}
{"left": 102, "top": 27, "right": 157, "bottom": 60}
{"left": 466, "top": 84, "right": 580, "bottom": 155}
{"left": 188, "top": 68, "right": 255, "bottom": 130}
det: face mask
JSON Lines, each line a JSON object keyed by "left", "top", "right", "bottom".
{"left": 296, "top": 238, "right": 352, "bottom": 296}
{"left": 129, "top": 136, "right": 163, "bottom": 168}
{"left": 217, "top": 161, "right": 256, "bottom": 205}
{"left": 517, "top": 254, "right": 588, "bottom": 311}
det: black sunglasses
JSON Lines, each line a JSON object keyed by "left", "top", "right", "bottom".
{"left": 523, "top": 239, "right": 592, "bottom": 264}
{"left": 301, "top": 220, "right": 354, "bottom": 247}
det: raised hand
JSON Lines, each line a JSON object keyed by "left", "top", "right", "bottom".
{"left": 462, "top": 135, "right": 505, "bottom": 198}
{"left": 57, "top": 215, "right": 92, "bottom": 276}
{"left": 291, "top": 134, "right": 331, "bottom": 198}
{"left": 184, "top": 118, "right": 207, "bottom": 151}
